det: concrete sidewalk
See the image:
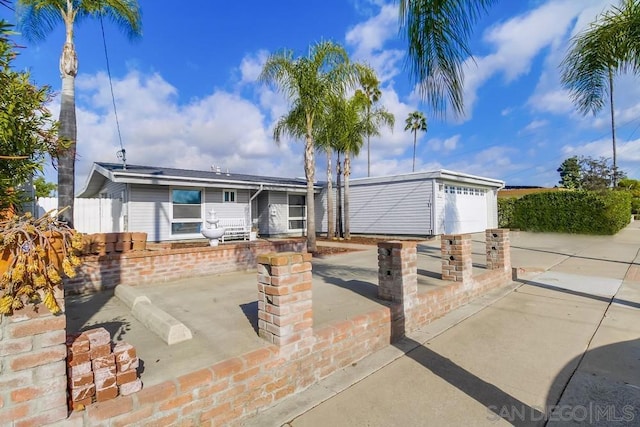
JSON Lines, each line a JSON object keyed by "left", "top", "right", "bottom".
{"left": 243, "top": 223, "right": 640, "bottom": 426}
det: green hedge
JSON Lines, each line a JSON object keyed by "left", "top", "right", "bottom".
{"left": 511, "top": 191, "right": 631, "bottom": 235}
{"left": 498, "top": 198, "right": 517, "bottom": 228}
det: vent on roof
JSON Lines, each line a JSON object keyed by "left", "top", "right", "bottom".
{"left": 211, "top": 165, "right": 221, "bottom": 175}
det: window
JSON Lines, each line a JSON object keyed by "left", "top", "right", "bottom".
{"left": 171, "top": 189, "right": 202, "bottom": 235}
{"left": 223, "top": 190, "right": 236, "bottom": 203}
{"left": 288, "top": 194, "right": 306, "bottom": 230}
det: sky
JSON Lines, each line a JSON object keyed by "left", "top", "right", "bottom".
{"left": 2, "top": 0, "right": 640, "bottom": 193}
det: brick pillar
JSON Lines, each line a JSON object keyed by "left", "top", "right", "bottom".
{"left": 486, "top": 229, "right": 511, "bottom": 271}
{"left": 257, "top": 252, "right": 313, "bottom": 346}
{"left": 441, "top": 234, "right": 473, "bottom": 282}
{"left": 377, "top": 241, "right": 418, "bottom": 337}
{"left": 0, "top": 291, "right": 68, "bottom": 426}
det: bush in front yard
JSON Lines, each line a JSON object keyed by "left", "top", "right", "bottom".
{"left": 498, "top": 197, "right": 517, "bottom": 228}
{"left": 512, "top": 191, "right": 631, "bottom": 235}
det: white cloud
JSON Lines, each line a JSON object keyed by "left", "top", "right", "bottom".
{"left": 345, "top": 3, "right": 403, "bottom": 82}
{"left": 522, "top": 119, "right": 549, "bottom": 133}
{"left": 69, "top": 71, "right": 304, "bottom": 192}
{"left": 239, "top": 50, "right": 269, "bottom": 85}
{"left": 459, "top": 0, "right": 612, "bottom": 121}
{"left": 427, "top": 135, "right": 460, "bottom": 153}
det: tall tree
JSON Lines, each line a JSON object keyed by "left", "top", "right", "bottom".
{"left": 0, "top": 20, "right": 61, "bottom": 211}
{"left": 16, "top": 0, "right": 142, "bottom": 225}
{"left": 357, "top": 72, "right": 395, "bottom": 177}
{"left": 557, "top": 156, "right": 582, "bottom": 189}
{"left": 325, "top": 93, "right": 368, "bottom": 239}
{"left": 399, "top": 0, "right": 496, "bottom": 117}
{"left": 260, "top": 41, "right": 359, "bottom": 251}
{"left": 404, "top": 111, "right": 427, "bottom": 172}
{"left": 560, "top": 0, "right": 640, "bottom": 187}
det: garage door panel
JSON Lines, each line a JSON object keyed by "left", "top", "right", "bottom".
{"left": 444, "top": 186, "right": 488, "bottom": 234}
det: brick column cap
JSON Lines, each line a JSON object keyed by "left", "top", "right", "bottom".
{"left": 441, "top": 234, "right": 472, "bottom": 240}
{"left": 377, "top": 241, "right": 417, "bottom": 250}
{"left": 257, "top": 252, "right": 312, "bottom": 266}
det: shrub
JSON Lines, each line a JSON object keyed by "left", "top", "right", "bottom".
{"left": 497, "top": 197, "right": 517, "bottom": 228}
{"left": 512, "top": 191, "right": 631, "bottom": 235}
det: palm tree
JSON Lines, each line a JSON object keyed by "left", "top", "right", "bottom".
{"left": 314, "top": 109, "right": 341, "bottom": 239}
{"left": 560, "top": 0, "right": 640, "bottom": 186}
{"left": 404, "top": 111, "right": 427, "bottom": 172}
{"left": 16, "top": 0, "right": 142, "bottom": 225}
{"left": 357, "top": 72, "right": 395, "bottom": 177}
{"left": 260, "top": 41, "right": 359, "bottom": 252}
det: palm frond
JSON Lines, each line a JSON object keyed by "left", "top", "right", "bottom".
{"left": 399, "top": 0, "right": 496, "bottom": 117}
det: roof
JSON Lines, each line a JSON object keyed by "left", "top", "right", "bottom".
{"left": 350, "top": 169, "right": 505, "bottom": 189}
{"left": 77, "top": 162, "right": 314, "bottom": 198}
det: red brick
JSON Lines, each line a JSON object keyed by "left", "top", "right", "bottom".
{"left": 0, "top": 336, "right": 32, "bottom": 356}
{"left": 68, "top": 360, "right": 92, "bottom": 377}
{"left": 243, "top": 347, "right": 275, "bottom": 368}
{"left": 233, "top": 366, "right": 260, "bottom": 383}
{"left": 95, "top": 372, "right": 117, "bottom": 390}
{"left": 71, "top": 384, "right": 96, "bottom": 401}
{"left": 119, "top": 378, "right": 142, "bottom": 395}
{"left": 116, "top": 369, "right": 137, "bottom": 385}
{"left": 111, "top": 405, "right": 154, "bottom": 427}
{"left": 0, "top": 403, "right": 29, "bottom": 424}
{"left": 14, "top": 405, "right": 67, "bottom": 427}
{"left": 89, "top": 343, "right": 111, "bottom": 360}
{"left": 69, "top": 372, "right": 94, "bottom": 389}
{"left": 96, "top": 384, "right": 118, "bottom": 402}
{"left": 86, "top": 394, "right": 133, "bottom": 420}
{"left": 68, "top": 350, "right": 90, "bottom": 366}
{"left": 159, "top": 392, "right": 192, "bottom": 411}
{"left": 211, "top": 357, "right": 244, "bottom": 379}
{"left": 200, "top": 402, "right": 231, "bottom": 421}
{"left": 10, "top": 345, "right": 66, "bottom": 371}
{"left": 144, "top": 413, "right": 178, "bottom": 427}
{"left": 178, "top": 368, "right": 213, "bottom": 392}
{"left": 40, "top": 329, "right": 66, "bottom": 347}
{"left": 136, "top": 381, "right": 176, "bottom": 405}
{"left": 9, "top": 316, "right": 65, "bottom": 338}
{"left": 92, "top": 354, "right": 115, "bottom": 370}
{"left": 197, "top": 378, "right": 229, "bottom": 399}
{"left": 81, "top": 327, "right": 111, "bottom": 348}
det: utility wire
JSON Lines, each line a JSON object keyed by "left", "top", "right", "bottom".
{"left": 99, "top": 16, "right": 126, "bottom": 168}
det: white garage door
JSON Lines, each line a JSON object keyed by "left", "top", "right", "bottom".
{"left": 443, "top": 185, "right": 488, "bottom": 234}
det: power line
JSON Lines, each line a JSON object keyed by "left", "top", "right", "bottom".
{"left": 99, "top": 16, "right": 127, "bottom": 169}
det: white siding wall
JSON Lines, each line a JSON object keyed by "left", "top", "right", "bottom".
{"left": 348, "top": 179, "right": 434, "bottom": 235}
{"left": 434, "top": 181, "right": 446, "bottom": 235}
{"left": 128, "top": 185, "right": 171, "bottom": 242}
{"left": 204, "top": 188, "right": 250, "bottom": 224}
{"left": 98, "top": 181, "right": 126, "bottom": 199}
{"left": 315, "top": 187, "right": 339, "bottom": 234}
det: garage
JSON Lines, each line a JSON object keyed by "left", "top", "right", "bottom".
{"left": 317, "top": 170, "right": 503, "bottom": 237}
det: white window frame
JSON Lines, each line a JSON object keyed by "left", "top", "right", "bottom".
{"left": 170, "top": 187, "right": 204, "bottom": 238}
{"left": 223, "top": 189, "right": 236, "bottom": 203}
{"left": 287, "top": 193, "right": 306, "bottom": 231}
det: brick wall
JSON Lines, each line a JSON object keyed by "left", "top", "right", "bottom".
{"left": 0, "top": 289, "right": 68, "bottom": 427}
{"left": 65, "top": 239, "right": 306, "bottom": 294}
{"left": 2, "top": 231, "right": 512, "bottom": 426}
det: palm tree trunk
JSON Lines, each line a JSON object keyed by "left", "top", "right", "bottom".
{"left": 609, "top": 67, "right": 617, "bottom": 186}
{"left": 344, "top": 153, "right": 351, "bottom": 240}
{"left": 304, "top": 134, "right": 316, "bottom": 252}
{"left": 336, "top": 152, "right": 343, "bottom": 238}
{"left": 57, "top": 39, "right": 78, "bottom": 226}
{"left": 367, "top": 133, "right": 371, "bottom": 178}
{"left": 326, "top": 148, "right": 334, "bottom": 238}
{"left": 412, "top": 130, "right": 417, "bottom": 172}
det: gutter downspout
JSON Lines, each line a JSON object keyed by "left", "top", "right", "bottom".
{"left": 249, "top": 184, "right": 264, "bottom": 230}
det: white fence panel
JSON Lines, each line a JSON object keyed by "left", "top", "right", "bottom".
{"left": 36, "top": 197, "right": 123, "bottom": 234}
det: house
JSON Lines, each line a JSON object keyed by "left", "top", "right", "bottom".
{"left": 78, "top": 162, "right": 319, "bottom": 241}
{"left": 316, "top": 170, "right": 504, "bottom": 236}
{"left": 78, "top": 163, "right": 503, "bottom": 241}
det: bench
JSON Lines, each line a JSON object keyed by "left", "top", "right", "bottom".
{"left": 218, "top": 218, "right": 250, "bottom": 242}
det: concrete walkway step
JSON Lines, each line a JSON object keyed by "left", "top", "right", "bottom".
{"left": 114, "top": 285, "right": 193, "bottom": 345}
